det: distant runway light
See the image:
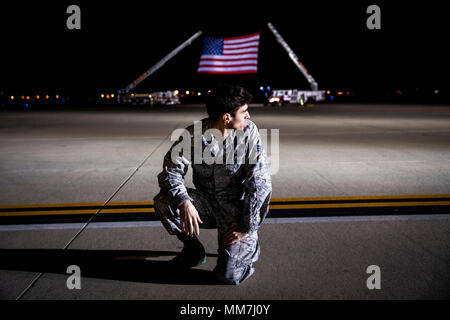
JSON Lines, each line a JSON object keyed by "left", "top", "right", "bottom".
{"left": 45, "top": 95, "right": 49, "bottom": 99}
{"left": 56, "top": 95, "right": 60, "bottom": 99}
{"left": 26, "top": 96, "right": 30, "bottom": 100}
{"left": 36, "top": 95, "right": 40, "bottom": 99}
{"left": 174, "top": 90, "right": 179, "bottom": 95}
{"left": 260, "top": 86, "right": 264, "bottom": 91}
{"left": 330, "top": 96, "right": 334, "bottom": 100}
{"left": 25, "top": 103, "right": 29, "bottom": 107}
{"left": 111, "top": 94, "right": 115, "bottom": 98}
{"left": 106, "top": 94, "right": 110, "bottom": 99}
{"left": 10, "top": 96, "right": 14, "bottom": 100}
{"left": 101, "top": 94, "right": 105, "bottom": 98}
{"left": 326, "top": 90, "right": 331, "bottom": 94}
{"left": 198, "top": 92, "right": 201, "bottom": 96}
{"left": 337, "top": 91, "right": 343, "bottom": 95}
{"left": 434, "top": 90, "right": 439, "bottom": 94}
{"left": 186, "top": 90, "right": 190, "bottom": 95}
{"left": 21, "top": 96, "right": 24, "bottom": 99}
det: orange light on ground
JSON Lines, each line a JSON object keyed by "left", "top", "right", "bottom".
{"left": 337, "top": 91, "right": 343, "bottom": 95}
{"left": 21, "top": 96, "right": 24, "bottom": 99}
{"left": 106, "top": 95, "right": 110, "bottom": 99}
{"left": 36, "top": 95, "right": 40, "bottom": 99}
{"left": 26, "top": 96, "right": 30, "bottom": 100}
{"left": 346, "top": 91, "right": 350, "bottom": 95}
{"left": 45, "top": 95, "right": 49, "bottom": 99}
{"left": 56, "top": 95, "right": 60, "bottom": 99}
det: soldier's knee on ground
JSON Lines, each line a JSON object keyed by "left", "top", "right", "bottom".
{"left": 213, "top": 250, "right": 256, "bottom": 285}
{"left": 213, "top": 264, "right": 255, "bottom": 285}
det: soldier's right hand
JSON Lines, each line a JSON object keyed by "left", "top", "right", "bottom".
{"left": 179, "top": 200, "right": 203, "bottom": 237}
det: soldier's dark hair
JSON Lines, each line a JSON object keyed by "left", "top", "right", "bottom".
{"left": 206, "top": 84, "right": 253, "bottom": 122}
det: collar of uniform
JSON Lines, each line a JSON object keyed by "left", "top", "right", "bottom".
{"left": 202, "top": 117, "right": 239, "bottom": 146}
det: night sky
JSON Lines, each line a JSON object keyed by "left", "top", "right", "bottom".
{"left": 1, "top": 1, "right": 448, "bottom": 99}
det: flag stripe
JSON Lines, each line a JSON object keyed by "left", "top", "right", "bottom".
{"left": 198, "top": 66, "right": 257, "bottom": 72}
{"left": 199, "top": 60, "right": 258, "bottom": 66}
{"left": 223, "top": 47, "right": 259, "bottom": 54}
{"left": 224, "top": 33, "right": 260, "bottom": 44}
{"left": 200, "top": 54, "right": 258, "bottom": 60}
{"left": 224, "top": 41, "right": 260, "bottom": 49}
{"left": 198, "top": 70, "right": 257, "bottom": 74}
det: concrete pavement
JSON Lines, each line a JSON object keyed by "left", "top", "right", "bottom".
{"left": 1, "top": 103, "right": 449, "bottom": 299}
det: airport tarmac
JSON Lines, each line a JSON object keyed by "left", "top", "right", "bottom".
{"left": 0, "top": 103, "right": 449, "bottom": 300}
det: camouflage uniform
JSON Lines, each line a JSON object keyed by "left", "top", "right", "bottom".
{"left": 153, "top": 117, "right": 272, "bottom": 285}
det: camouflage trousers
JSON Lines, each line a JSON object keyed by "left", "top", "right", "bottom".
{"left": 153, "top": 188, "right": 260, "bottom": 285}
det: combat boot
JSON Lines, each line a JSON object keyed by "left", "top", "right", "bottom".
{"left": 170, "top": 234, "right": 207, "bottom": 268}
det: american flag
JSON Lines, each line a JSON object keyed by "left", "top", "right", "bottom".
{"left": 197, "top": 32, "right": 260, "bottom": 74}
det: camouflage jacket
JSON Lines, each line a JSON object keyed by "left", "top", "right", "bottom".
{"left": 157, "top": 117, "right": 272, "bottom": 234}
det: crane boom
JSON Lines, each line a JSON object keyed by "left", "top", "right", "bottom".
{"left": 119, "top": 30, "right": 203, "bottom": 95}
{"left": 267, "top": 22, "right": 319, "bottom": 91}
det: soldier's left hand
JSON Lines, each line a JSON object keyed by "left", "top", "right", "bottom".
{"left": 221, "top": 222, "right": 249, "bottom": 246}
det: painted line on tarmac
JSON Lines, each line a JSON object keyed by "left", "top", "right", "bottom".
{"left": 270, "top": 194, "right": 450, "bottom": 203}
{"left": 0, "top": 221, "right": 161, "bottom": 231}
{"left": 1, "top": 214, "right": 450, "bottom": 231}
{"left": 269, "top": 201, "right": 450, "bottom": 210}
{"left": 13, "top": 123, "right": 184, "bottom": 301}
{"left": 264, "top": 214, "right": 450, "bottom": 224}
{"left": 0, "top": 194, "right": 449, "bottom": 228}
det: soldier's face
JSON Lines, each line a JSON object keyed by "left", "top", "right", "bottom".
{"left": 229, "top": 104, "right": 250, "bottom": 130}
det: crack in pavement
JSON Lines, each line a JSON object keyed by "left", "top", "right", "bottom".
{"left": 15, "top": 121, "right": 182, "bottom": 300}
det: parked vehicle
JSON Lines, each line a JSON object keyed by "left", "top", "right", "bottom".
{"left": 267, "top": 89, "right": 325, "bottom": 106}
{"left": 119, "top": 91, "right": 180, "bottom": 106}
